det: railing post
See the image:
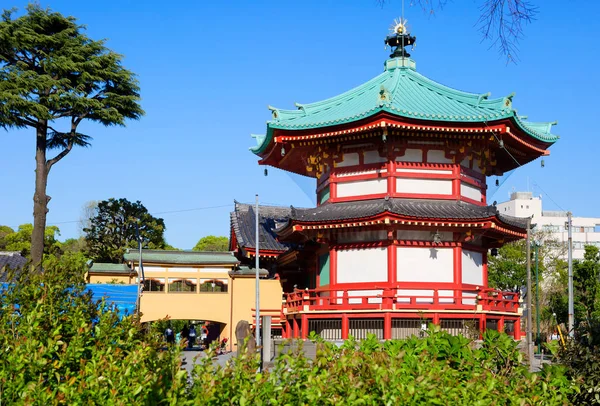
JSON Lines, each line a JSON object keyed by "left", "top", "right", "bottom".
{"left": 433, "top": 290, "right": 439, "bottom": 306}
{"left": 384, "top": 313, "right": 392, "bottom": 339}
{"left": 301, "top": 314, "right": 308, "bottom": 340}
{"left": 341, "top": 314, "right": 349, "bottom": 340}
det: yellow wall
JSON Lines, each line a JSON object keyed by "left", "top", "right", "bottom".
{"left": 129, "top": 262, "right": 283, "bottom": 350}
{"left": 87, "top": 274, "right": 132, "bottom": 284}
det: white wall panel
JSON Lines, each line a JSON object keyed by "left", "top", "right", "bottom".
{"left": 395, "top": 230, "right": 452, "bottom": 241}
{"left": 397, "top": 289, "right": 434, "bottom": 303}
{"left": 461, "top": 182, "right": 482, "bottom": 202}
{"left": 396, "top": 149, "right": 423, "bottom": 162}
{"left": 363, "top": 150, "right": 387, "bottom": 164}
{"left": 337, "top": 248, "right": 388, "bottom": 283}
{"left": 396, "top": 168, "right": 452, "bottom": 175}
{"left": 339, "top": 289, "right": 384, "bottom": 304}
{"left": 337, "top": 152, "right": 360, "bottom": 167}
{"left": 396, "top": 178, "right": 452, "bottom": 195}
{"left": 396, "top": 247, "right": 453, "bottom": 283}
{"left": 427, "top": 150, "right": 453, "bottom": 164}
{"left": 462, "top": 250, "right": 483, "bottom": 285}
{"left": 337, "top": 179, "right": 387, "bottom": 197}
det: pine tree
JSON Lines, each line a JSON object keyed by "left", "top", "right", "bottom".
{"left": 0, "top": 5, "right": 143, "bottom": 270}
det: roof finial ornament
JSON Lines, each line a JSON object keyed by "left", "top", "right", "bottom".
{"left": 385, "top": 17, "right": 416, "bottom": 59}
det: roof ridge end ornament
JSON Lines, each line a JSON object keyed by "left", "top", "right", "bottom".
{"left": 477, "top": 92, "right": 491, "bottom": 106}
{"left": 267, "top": 105, "right": 280, "bottom": 120}
{"left": 294, "top": 102, "right": 307, "bottom": 116}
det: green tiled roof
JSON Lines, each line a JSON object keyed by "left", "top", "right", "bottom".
{"left": 251, "top": 58, "right": 558, "bottom": 154}
{"left": 123, "top": 249, "right": 240, "bottom": 265}
{"left": 89, "top": 263, "right": 133, "bottom": 274}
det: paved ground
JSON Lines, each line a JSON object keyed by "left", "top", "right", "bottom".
{"left": 180, "top": 349, "right": 236, "bottom": 376}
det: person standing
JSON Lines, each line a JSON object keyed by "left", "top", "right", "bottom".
{"left": 165, "top": 325, "right": 175, "bottom": 345}
{"left": 188, "top": 324, "right": 197, "bottom": 349}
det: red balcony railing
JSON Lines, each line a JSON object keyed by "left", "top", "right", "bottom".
{"left": 282, "top": 286, "right": 520, "bottom": 315}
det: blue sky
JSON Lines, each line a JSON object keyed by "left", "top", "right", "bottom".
{"left": 1, "top": 0, "right": 598, "bottom": 249}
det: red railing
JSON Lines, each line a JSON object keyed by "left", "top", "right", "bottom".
{"left": 283, "top": 286, "right": 520, "bottom": 315}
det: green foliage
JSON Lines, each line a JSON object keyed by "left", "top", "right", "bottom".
{"left": 0, "top": 4, "right": 143, "bottom": 132}
{"left": 488, "top": 240, "right": 527, "bottom": 292}
{"left": 84, "top": 198, "right": 167, "bottom": 263}
{"left": 0, "top": 260, "right": 187, "bottom": 404}
{"left": 0, "top": 223, "right": 62, "bottom": 257}
{"left": 192, "top": 235, "right": 229, "bottom": 252}
{"left": 0, "top": 5, "right": 143, "bottom": 268}
{"left": 0, "top": 225, "right": 13, "bottom": 249}
{"left": 187, "top": 328, "right": 575, "bottom": 405}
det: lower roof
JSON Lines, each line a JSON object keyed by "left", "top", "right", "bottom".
{"left": 123, "top": 249, "right": 240, "bottom": 265}
{"left": 285, "top": 198, "right": 528, "bottom": 229}
{"left": 230, "top": 201, "right": 292, "bottom": 252}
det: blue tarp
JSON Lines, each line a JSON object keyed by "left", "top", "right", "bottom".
{"left": 1, "top": 283, "right": 138, "bottom": 317}
{"left": 87, "top": 284, "right": 138, "bottom": 317}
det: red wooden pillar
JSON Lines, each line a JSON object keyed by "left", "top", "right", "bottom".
{"left": 384, "top": 313, "right": 392, "bottom": 339}
{"left": 452, "top": 164, "right": 460, "bottom": 199}
{"left": 498, "top": 316, "right": 505, "bottom": 333}
{"left": 293, "top": 317, "right": 299, "bottom": 339}
{"left": 301, "top": 314, "right": 308, "bottom": 339}
{"left": 453, "top": 245, "right": 462, "bottom": 304}
{"left": 387, "top": 160, "right": 396, "bottom": 195}
{"left": 341, "top": 314, "right": 349, "bottom": 340}
{"left": 387, "top": 242, "right": 397, "bottom": 285}
{"left": 329, "top": 248, "right": 337, "bottom": 286}
{"left": 513, "top": 318, "right": 521, "bottom": 340}
{"left": 482, "top": 252, "right": 488, "bottom": 288}
{"left": 330, "top": 174, "right": 338, "bottom": 202}
{"left": 432, "top": 313, "right": 440, "bottom": 325}
{"left": 480, "top": 314, "right": 487, "bottom": 339}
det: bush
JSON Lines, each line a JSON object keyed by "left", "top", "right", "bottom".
{"left": 0, "top": 262, "right": 188, "bottom": 405}
{"left": 0, "top": 263, "right": 577, "bottom": 404}
{"left": 188, "top": 328, "right": 575, "bottom": 405}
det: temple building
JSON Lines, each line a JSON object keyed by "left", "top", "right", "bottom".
{"left": 240, "top": 21, "right": 558, "bottom": 341}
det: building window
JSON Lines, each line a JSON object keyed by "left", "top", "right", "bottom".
{"left": 168, "top": 279, "right": 196, "bottom": 293}
{"left": 200, "top": 280, "right": 228, "bottom": 293}
{"left": 143, "top": 278, "right": 165, "bottom": 292}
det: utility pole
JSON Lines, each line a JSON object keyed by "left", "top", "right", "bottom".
{"left": 255, "top": 194, "right": 261, "bottom": 349}
{"left": 567, "top": 211, "right": 574, "bottom": 338}
{"left": 136, "top": 224, "right": 145, "bottom": 317}
{"left": 526, "top": 216, "right": 534, "bottom": 372}
{"left": 535, "top": 243, "right": 540, "bottom": 353}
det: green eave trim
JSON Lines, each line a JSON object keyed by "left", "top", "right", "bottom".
{"left": 251, "top": 60, "right": 558, "bottom": 154}
{"left": 123, "top": 250, "right": 240, "bottom": 265}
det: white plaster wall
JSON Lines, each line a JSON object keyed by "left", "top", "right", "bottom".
{"left": 396, "top": 168, "right": 452, "bottom": 175}
{"left": 395, "top": 230, "right": 453, "bottom": 241}
{"left": 427, "top": 150, "right": 453, "bottom": 164}
{"left": 337, "top": 169, "right": 381, "bottom": 178}
{"left": 438, "top": 289, "right": 455, "bottom": 304}
{"left": 396, "top": 247, "right": 453, "bottom": 283}
{"left": 337, "top": 230, "right": 388, "bottom": 244}
{"left": 396, "top": 289, "right": 434, "bottom": 304}
{"left": 462, "top": 250, "right": 483, "bottom": 285}
{"left": 337, "top": 152, "right": 360, "bottom": 167}
{"left": 461, "top": 182, "right": 482, "bottom": 202}
{"left": 396, "top": 149, "right": 423, "bottom": 162}
{"left": 396, "top": 178, "right": 452, "bottom": 195}
{"left": 364, "top": 150, "right": 387, "bottom": 164}
{"left": 462, "top": 291, "right": 477, "bottom": 305}
{"left": 337, "top": 248, "right": 388, "bottom": 283}
{"left": 143, "top": 266, "right": 165, "bottom": 273}
{"left": 461, "top": 157, "right": 471, "bottom": 168}
{"left": 199, "top": 268, "right": 230, "bottom": 273}
{"left": 337, "top": 179, "right": 387, "bottom": 197}
{"left": 338, "top": 289, "right": 384, "bottom": 304}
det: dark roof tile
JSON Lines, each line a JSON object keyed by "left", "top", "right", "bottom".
{"left": 230, "top": 201, "right": 292, "bottom": 252}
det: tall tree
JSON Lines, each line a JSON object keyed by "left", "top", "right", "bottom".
{"left": 84, "top": 198, "right": 166, "bottom": 263}
{"left": 573, "top": 245, "right": 600, "bottom": 327}
{"left": 193, "top": 236, "right": 229, "bottom": 252}
{"left": 0, "top": 5, "right": 143, "bottom": 270}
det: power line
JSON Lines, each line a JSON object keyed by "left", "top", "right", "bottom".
{"left": 531, "top": 181, "right": 567, "bottom": 212}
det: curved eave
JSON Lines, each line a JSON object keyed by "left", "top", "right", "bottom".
{"left": 276, "top": 211, "right": 526, "bottom": 240}
{"left": 250, "top": 62, "right": 558, "bottom": 155}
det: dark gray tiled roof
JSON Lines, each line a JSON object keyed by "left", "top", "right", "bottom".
{"left": 288, "top": 198, "right": 528, "bottom": 229}
{"left": 0, "top": 252, "right": 27, "bottom": 282}
{"left": 230, "top": 201, "right": 292, "bottom": 252}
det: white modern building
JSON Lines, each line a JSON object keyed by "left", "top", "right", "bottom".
{"left": 497, "top": 192, "right": 600, "bottom": 260}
